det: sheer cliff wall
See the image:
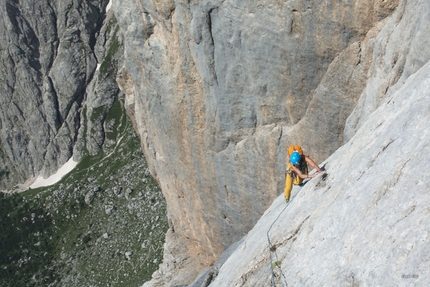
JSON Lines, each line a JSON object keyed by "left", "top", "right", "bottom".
{"left": 113, "top": 0, "right": 402, "bottom": 270}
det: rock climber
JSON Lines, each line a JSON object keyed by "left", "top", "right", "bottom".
{"left": 284, "top": 145, "right": 323, "bottom": 203}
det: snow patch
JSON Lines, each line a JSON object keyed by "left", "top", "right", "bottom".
{"left": 106, "top": 0, "right": 113, "bottom": 13}
{"left": 30, "top": 157, "right": 78, "bottom": 189}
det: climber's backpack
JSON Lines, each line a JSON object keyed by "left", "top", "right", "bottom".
{"left": 288, "top": 145, "right": 303, "bottom": 157}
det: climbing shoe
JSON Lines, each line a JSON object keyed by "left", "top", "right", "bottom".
{"left": 285, "top": 199, "right": 290, "bottom": 204}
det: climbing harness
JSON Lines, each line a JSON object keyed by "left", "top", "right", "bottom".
{"left": 266, "top": 181, "right": 308, "bottom": 287}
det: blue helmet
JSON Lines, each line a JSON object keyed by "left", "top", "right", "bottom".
{"left": 290, "top": 151, "right": 301, "bottom": 165}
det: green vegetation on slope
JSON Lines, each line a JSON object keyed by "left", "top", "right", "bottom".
{"left": 0, "top": 97, "right": 168, "bottom": 287}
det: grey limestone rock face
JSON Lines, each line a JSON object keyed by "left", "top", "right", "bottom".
{"left": 345, "top": 0, "right": 430, "bottom": 140}
{"left": 0, "top": 0, "right": 120, "bottom": 189}
{"left": 77, "top": 11, "right": 125, "bottom": 158}
{"left": 114, "top": 0, "right": 401, "bottom": 279}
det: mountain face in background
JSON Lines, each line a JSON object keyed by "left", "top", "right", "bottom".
{"left": 0, "top": 0, "right": 117, "bottom": 189}
{"left": 1, "top": 0, "right": 429, "bottom": 286}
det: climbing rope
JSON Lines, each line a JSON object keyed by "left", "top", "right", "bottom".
{"left": 266, "top": 181, "right": 308, "bottom": 287}
{"left": 267, "top": 202, "right": 289, "bottom": 287}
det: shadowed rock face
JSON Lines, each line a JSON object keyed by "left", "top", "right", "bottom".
{"left": 113, "top": 0, "right": 403, "bottom": 275}
{"left": 0, "top": 0, "right": 112, "bottom": 188}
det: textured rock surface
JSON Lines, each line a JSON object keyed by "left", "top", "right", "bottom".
{"left": 345, "top": 0, "right": 430, "bottom": 140}
{"left": 286, "top": 23, "right": 382, "bottom": 156}
{"left": 0, "top": 0, "right": 121, "bottom": 189}
{"left": 74, "top": 10, "right": 124, "bottom": 159}
{"left": 113, "top": 0, "right": 402, "bottom": 282}
{"left": 205, "top": 58, "right": 430, "bottom": 287}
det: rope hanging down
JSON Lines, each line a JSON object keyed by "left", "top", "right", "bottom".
{"left": 266, "top": 182, "right": 307, "bottom": 287}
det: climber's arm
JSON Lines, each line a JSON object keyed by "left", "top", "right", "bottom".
{"left": 304, "top": 155, "right": 323, "bottom": 175}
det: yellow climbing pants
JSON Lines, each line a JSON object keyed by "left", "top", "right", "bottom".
{"left": 284, "top": 173, "right": 304, "bottom": 200}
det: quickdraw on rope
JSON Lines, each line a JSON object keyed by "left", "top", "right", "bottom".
{"left": 266, "top": 182, "right": 307, "bottom": 287}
